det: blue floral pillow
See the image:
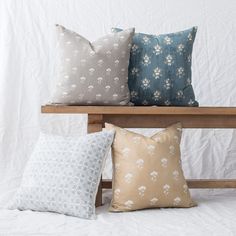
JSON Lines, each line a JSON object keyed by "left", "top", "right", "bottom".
{"left": 112, "top": 27, "right": 198, "bottom": 106}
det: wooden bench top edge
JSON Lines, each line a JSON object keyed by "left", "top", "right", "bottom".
{"left": 41, "top": 105, "right": 236, "bottom": 115}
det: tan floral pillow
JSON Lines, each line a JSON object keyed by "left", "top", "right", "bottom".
{"left": 105, "top": 123, "right": 196, "bottom": 212}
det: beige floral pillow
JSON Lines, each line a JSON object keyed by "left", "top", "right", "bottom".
{"left": 105, "top": 123, "right": 196, "bottom": 212}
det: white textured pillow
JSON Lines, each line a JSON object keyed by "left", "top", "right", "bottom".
{"left": 50, "top": 25, "right": 134, "bottom": 105}
{"left": 8, "top": 131, "right": 114, "bottom": 219}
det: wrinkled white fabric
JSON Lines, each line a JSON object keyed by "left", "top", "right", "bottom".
{"left": 0, "top": 0, "right": 236, "bottom": 234}
{"left": 1, "top": 190, "right": 236, "bottom": 236}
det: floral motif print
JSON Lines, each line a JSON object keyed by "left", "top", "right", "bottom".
{"left": 153, "top": 44, "right": 162, "bottom": 55}
{"left": 153, "top": 67, "right": 162, "bottom": 79}
{"left": 142, "top": 78, "right": 150, "bottom": 89}
{"left": 113, "top": 27, "right": 198, "bottom": 106}
{"left": 142, "top": 54, "right": 151, "bottom": 66}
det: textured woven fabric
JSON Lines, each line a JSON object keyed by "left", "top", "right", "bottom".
{"left": 50, "top": 25, "right": 134, "bottom": 105}
{"left": 105, "top": 123, "right": 196, "bottom": 212}
{"left": 112, "top": 27, "right": 198, "bottom": 106}
{"left": 8, "top": 131, "right": 114, "bottom": 219}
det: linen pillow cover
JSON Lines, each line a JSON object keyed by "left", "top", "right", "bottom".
{"left": 8, "top": 131, "right": 114, "bottom": 219}
{"left": 50, "top": 25, "right": 134, "bottom": 105}
{"left": 105, "top": 123, "right": 196, "bottom": 212}
{"left": 112, "top": 27, "right": 198, "bottom": 106}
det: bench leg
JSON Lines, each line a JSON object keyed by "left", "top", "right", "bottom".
{"left": 88, "top": 114, "right": 103, "bottom": 207}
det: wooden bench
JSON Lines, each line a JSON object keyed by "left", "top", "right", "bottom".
{"left": 41, "top": 105, "right": 236, "bottom": 206}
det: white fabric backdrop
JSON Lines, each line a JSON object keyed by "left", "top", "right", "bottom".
{"left": 0, "top": 0, "right": 236, "bottom": 205}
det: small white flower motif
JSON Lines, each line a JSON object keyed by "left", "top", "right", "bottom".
{"left": 164, "top": 36, "right": 173, "bottom": 45}
{"left": 112, "top": 94, "right": 118, "bottom": 100}
{"left": 66, "top": 41, "right": 71, "bottom": 45}
{"left": 188, "top": 33, "right": 193, "bottom": 41}
{"left": 153, "top": 67, "right": 162, "bottom": 79}
{"left": 173, "top": 197, "right": 181, "bottom": 206}
{"left": 97, "top": 77, "right": 103, "bottom": 84}
{"left": 122, "top": 147, "right": 130, "bottom": 158}
{"left": 88, "top": 85, "right": 94, "bottom": 92}
{"left": 114, "top": 60, "right": 119, "bottom": 67}
{"left": 131, "top": 44, "right": 139, "bottom": 54}
{"left": 165, "top": 100, "right": 171, "bottom": 106}
{"left": 105, "top": 85, "right": 111, "bottom": 92}
{"left": 124, "top": 173, "right": 133, "bottom": 183}
{"left": 113, "top": 43, "right": 119, "bottom": 50}
{"left": 176, "top": 67, "right": 185, "bottom": 78}
{"left": 177, "top": 44, "right": 185, "bottom": 54}
{"left": 136, "top": 159, "right": 144, "bottom": 169}
{"left": 164, "top": 78, "right": 172, "bottom": 90}
{"left": 80, "top": 59, "right": 86, "bottom": 66}
{"left": 95, "top": 94, "right": 102, "bottom": 100}
{"left": 173, "top": 170, "right": 179, "bottom": 180}
{"left": 141, "top": 78, "right": 150, "bottom": 89}
{"left": 150, "top": 171, "right": 158, "bottom": 182}
{"left": 161, "top": 158, "right": 168, "bottom": 168}
{"left": 176, "top": 90, "right": 184, "bottom": 99}
{"left": 142, "top": 35, "right": 150, "bottom": 44}
{"left": 130, "top": 90, "right": 138, "bottom": 99}
{"left": 153, "top": 44, "right": 162, "bottom": 55}
{"left": 138, "top": 186, "right": 146, "bottom": 197}
{"left": 183, "top": 184, "right": 188, "bottom": 194}
{"left": 114, "top": 189, "right": 121, "bottom": 198}
{"left": 97, "top": 59, "right": 104, "bottom": 67}
{"left": 106, "top": 68, "right": 112, "bottom": 75}
{"left": 187, "top": 54, "right": 191, "bottom": 63}
{"left": 165, "top": 54, "right": 174, "bottom": 66}
{"left": 106, "top": 50, "right": 112, "bottom": 58}
{"left": 142, "top": 54, "right": 151, "bottom": 66}
{"left": 89, "top": 68, "right": 95, "bottom": 75}
{"left": 71, "top": 84, "right": 77, "bottom": 89}
{"left": 65, "top": 58, "right": 71, "bottom": 62}
{"left": 124, "top": 200, "right": 134, "bottom": 209}
{"left": 188, "top": 99, "right": 195, "bottom": 106}
{"left": 80, "top": 76, "right": 86, "bottom": 83}
{"left": 120, "top": 85, "right": 125, "bottom": 91}
{"left": 114, "top": 77, "right": 119, "bottom": 84}
{"left": 64, "top": 75, "right": 69, "bottom": 80}
{"left": 153, "top": 90, "right": 161, "bottom": 101}
{"left": 169, "top": 145, "right": 175, "bottom": 155}
{"left": 163, "top": 184, "right": 170, "bottom": 195}
{"left": 132, "top": 136, "right": 141, "bottom": 144}
{"left": 150, "top": 197, "right": 158, "bottom": 206}
{"left": 131, "top": 67, "right": 139, "bottom": 76}
{"left": 142, "top": 100, "right": 149, "bottom": 105}
{"left": 147, "top": 144, "right": 155, "bottom": 156}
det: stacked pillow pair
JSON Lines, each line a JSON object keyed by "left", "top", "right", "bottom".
{"left": 51, "top": 25, "right": 198, "bottom": 106}
{"left": 9, "top": 123, "right": 196, "bottom": 219}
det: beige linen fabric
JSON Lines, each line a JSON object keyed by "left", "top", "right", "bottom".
{"left": 51, "top": 25, "right": 134, "bottom": 105}
{"left": 105, "top": 123, "right": 196, "bottom": 212}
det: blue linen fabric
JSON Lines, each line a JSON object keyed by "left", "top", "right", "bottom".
{"left": 112, "top": 27, "right": 198, "bottom": 106}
